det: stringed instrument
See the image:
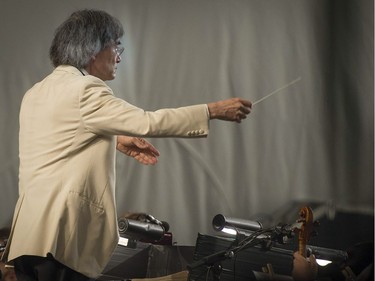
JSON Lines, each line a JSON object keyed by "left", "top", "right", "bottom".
{"left": 255, "top": 206, "right": 319, "bottom": 281}
{"left": 294, "top": 206, "right": 318, "bottom": 257}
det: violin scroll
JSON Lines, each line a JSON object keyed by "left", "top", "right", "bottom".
{"left": 294, "top": 206, "right": 319, "bottom": 257}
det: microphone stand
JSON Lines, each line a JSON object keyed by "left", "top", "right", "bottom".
{"left": 187, "top": 224, "right": 294, "bottom": 281}
{"left": 187, "top": 250, "right": 231, "bottom": 281}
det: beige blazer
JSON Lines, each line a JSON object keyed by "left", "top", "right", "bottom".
{"left": 3, "top": 65, "right": 209, "bottom": 278}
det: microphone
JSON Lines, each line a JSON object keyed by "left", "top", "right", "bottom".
{"left": 307, "top": 245, "right": 348, "bottom": 263}
{"left": 146, "top": 214, "right": 170, "bottom": 232}
{"left": 118, "top": 218, "right": 165, "bottom": 241}
{"left": 160, "top": 221, "right": 170, "bottom": 232}
{"left": 212, "top": 214, "right": 263, "bottom": 232}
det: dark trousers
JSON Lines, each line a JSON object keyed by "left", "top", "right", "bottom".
{"left": 13, "top": 255, "right": 94, "bottom": 281}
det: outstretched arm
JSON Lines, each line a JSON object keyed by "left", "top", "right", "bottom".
{"left": 116, "top": 136, "right": 160, "bottom": 165}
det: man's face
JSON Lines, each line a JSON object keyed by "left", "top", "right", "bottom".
{"left": 86, "top": 42, "right": 124, "bottom": 81}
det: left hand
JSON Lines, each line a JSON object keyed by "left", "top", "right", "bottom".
{"left": 116, "top": 136, "right": 160, "bottom": 165}
{"left": 292, "top": 252, "right": 318, "bottom": 281}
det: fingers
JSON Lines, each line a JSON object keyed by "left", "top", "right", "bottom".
{"left": 240, "top": 103, "right": 252, "bottom": 114}
{"left": 231, "top": 98, "right": 252, "bottom": 122}
{"left": 308, "top": 254, "right": 318, "bottom": 277}
{"left": 135, "top": 138, "right": 160, "bottom": 156}
{"left": 133, "top": 138, "right": 160, "bottom": 165}
{"left": 136, "top": 153, "right": 158, "bottom": 165}
{"left": 234, "top": 100, "right": 252, "bottom": 122}
{"left": 134, "top": 149, "right": 159, "bottom": 165}
{"left": 239, "top": 99, "right": 252, "bottom": 111}
{"left": 293, "top": 251, "right": 304, "bottom": 260}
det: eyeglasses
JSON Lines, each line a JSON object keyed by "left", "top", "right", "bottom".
{"left": 115, "top": 45, "right": 125, "bottom": 56}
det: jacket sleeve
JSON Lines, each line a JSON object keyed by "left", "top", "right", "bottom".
{"left": 79, "top": 78, "right": 209, "bottom": 138}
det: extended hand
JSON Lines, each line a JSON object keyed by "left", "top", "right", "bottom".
{"left": 207, "top": 98, "right": 252, "bottom": 123}
{"left": 116, "top": 136, "right": 160, "bottom": 165}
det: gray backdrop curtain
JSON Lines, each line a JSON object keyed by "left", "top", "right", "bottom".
{"left": 0, "top": 0, "right": 373, "bottom": 246}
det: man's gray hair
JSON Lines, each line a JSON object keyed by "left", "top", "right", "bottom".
{"left": 49, "top": 9, "right": 124, "bottom": 68}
